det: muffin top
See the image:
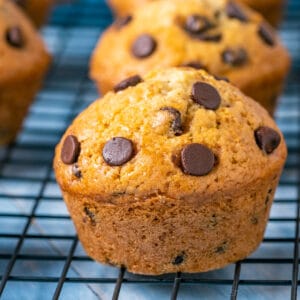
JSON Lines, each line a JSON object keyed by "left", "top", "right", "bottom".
{"left": 0, "top": 0, "right": 51, "bottom": 84}
{"left": 55, "top": 68, "right": 286, "bottom": 204}
{"left": 91, "top": 0, "right": 290, "bottom": 93}
{"left": 108, "top": 0, "right": 283, "bottom": 17}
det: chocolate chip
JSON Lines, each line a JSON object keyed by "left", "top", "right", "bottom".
{"left": 196, "top": 32, "right": 222, "bottom": 42}
{"left": 191, "top": 82, "right": 221, "bottom": 110}
{"left": 172, "top": 252, "right": 185, "bottom": 265}
{"left": 258, "top": 23, "right": 275, "bottom": 46}
{"left": 103, "top": 137, "right": 134, "bottom": 166}
{"left": 72, "top": 163, "right": 82, "bottom": 178}
{"left": 181, "top": 61, "right": 205, "bottom": 70}
{"left": 131, "top": 34, "right": 157, "bottom": 58}
{"left": 185, "top": 15, "right": 212, "bottom": 34}
{"left": 12, "top": 0, "right": 26, "bottom": 7}
{"left": 114, "top": 75, "right": 142, "bottom": 92}
{"left": 254, "top": 126, "right": 281, "bottom": 154}
{"left": 251, "top": 216, "right": 258, "bottom": 225}
{"left": 160, "top": 107, "right": 183, "bottom": 136}
{"left": 214, "top": 75, "right": 230, "bottom": 82}
{"left": 181, "top": 143, "right": 215, "bottom": 176}
{"left": 115, "top": 15, "right": 132, "bottom": 28}
{"left": 222, "top": 48, "right": 248, "bottom": 66}
{"left": 226, "top": 1, "right": 248, "bottom": 22}
{"left": 6, "top": 26, "right": 24, "bottom": 48}
{"left": 61, "top": 135, "right": 81, "bottom": 165}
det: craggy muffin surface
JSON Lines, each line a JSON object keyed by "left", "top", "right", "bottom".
{"left": 92, "top": 0, "right": 290, "bottom": 114}
{"left": 54, "top": 68, "right": 286, "bottom": 274}
{"left": 108, "top": 0, "right": 285, "bottom": 26}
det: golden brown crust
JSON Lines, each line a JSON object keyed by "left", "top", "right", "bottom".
{"left": 54, "top": 68, "right": 286, "bottom": 274}
{"left": 91, "top": 0, "right": 290, "bottom": 114}
{"left": 0, "top": 0, "right": 51, "bottom": 143}
{"left": 107, "top": 0, "right": 285, "bottom": 26}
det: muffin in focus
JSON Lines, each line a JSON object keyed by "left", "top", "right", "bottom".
{"left": 91, "top": 0, "right": 290, "bottom": 114}
{"left": 54, "top": 68, "right": 287, "bottom": 275}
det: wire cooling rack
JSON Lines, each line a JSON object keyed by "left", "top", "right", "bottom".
{"left": 0, "top": 0, "right": 299, "bottom": 299}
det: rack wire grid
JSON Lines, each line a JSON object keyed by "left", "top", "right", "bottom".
{"left": 0, "top": 0, "right": 299, "bottom": 299}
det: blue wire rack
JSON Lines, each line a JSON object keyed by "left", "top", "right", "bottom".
{"left": 0, "top": 0, "right": 299, "bottom": 299}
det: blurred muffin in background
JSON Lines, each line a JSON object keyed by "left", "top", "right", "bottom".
{"left": 107, "top": 0, "right": 285, "bottom": 27}
{"left": 91, "top": 0, "right": 290, "bottom": 114}
{"left": 0, "top": 0, "right": 51, "bottom": 144}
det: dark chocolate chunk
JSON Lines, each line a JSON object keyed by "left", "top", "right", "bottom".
{"left": 12, "top": 0, "right": 26, "bottom": 8}
{"left": 131, "top": 34, "right": 157, "bottom": 58}
{"left": 222, "top": 48, "right": 248, "bottom": 66}
{"left": 185, "top": 15, "right": 212, "bottom": 34}
{"left": 115, "top": 15, "right": 132, "bottom": 28}
{"left": 181, "top": 143, "right": 215, "bottom": 176}
{"left": 181, "top": 61, "right": 206, "bottom": 70}
{"left": 160, "top": 107, "right": 183, "bottom": 136}
{"left": 103, "top": 137, "right": 134, "bottom": 166}
{"left": 258, "top": 23, "right": 275, "bottom": 46}
{"left": 72, "top": 163, "right": 82, "bottom": 179}
{"left": 6, "top": 26, "right": 24, "bottom": 48}
{"left": 114, "top": 75, "right": 142, "bottom": 92}
{"left": 172, "top": 252, "right": 185, "bottom": 265}
{"left": 226, "top": 1, "right": 248, "bottom": 22}
{"left": 191, "top": 82, "right": 221, "bottom": 110}
{"left": 254, "top": 126, "right": 281, "bottom": 154}
{"left": 61, "top": 135, "right": 81, "bottom": 165}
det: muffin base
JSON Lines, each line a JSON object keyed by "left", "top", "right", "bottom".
{"left": 62, "top": 173, "right": 280, "bottom": 275}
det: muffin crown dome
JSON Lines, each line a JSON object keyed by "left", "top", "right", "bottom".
{"left": 55, "top": 68, "right": 286, "bottom": 203}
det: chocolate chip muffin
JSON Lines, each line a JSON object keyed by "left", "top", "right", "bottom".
{"left": 107, "top": 0, "right": 285, "bottom": 26}
{"left": 54, "top": 68, "right": 287, "bottom": 275}
{"left": 11, "top": 0, "right": 53, "bottom": 28}
{"left": 0, "top": 0, "right": 51, "bottom": 144}
{"left": 91, "top": 0, "right": 290, "bottom": 115}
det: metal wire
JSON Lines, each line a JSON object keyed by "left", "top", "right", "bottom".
{"left": 0, "top": 0, "right": 299, "bottom": 299}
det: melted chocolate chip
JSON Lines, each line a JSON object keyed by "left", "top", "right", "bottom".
{"left": 61, "top": 135, "right": 81, "bottom": 165}
{"left": 254, "top": 126, "right": 281, "bottom": 154}
{"left": 114, "top": 75, "right": 142, "bottom": 92}
{"left": 6, "top": 26, "right": 24, "bottom": 48}
{"left": 12, "top": 0, "right": 26, "bottom": 8}
{"left": 115, "top": 15, "right": 132, "bottom": 28}
{"left": 181, "top": 143, "right": 215, "bottom": 176}
{"left": 222, "top": 48, "right": 248, "bottom": 66}
{"left": 160, "top": 107, "right": 183, "bottom": 136}
{"left": 226, "top": 1, "right": 248, "bottom": 22}
{"left": 181, "top": 61, "right": 206, "bottom": 70}
{"left": 258, "top": 23, "right": 275, "bottom": 46}
{"left": 185, "top": 15, "right": 212, "bottom": 34}
{"left": 191, "top": 82, "right": 221, "bottom": 110}
{"left": 103, "top": 137, "right": 134, "bottom": 166}
{"left": 131, "top": 34, "right": 157, "bottom": 58}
